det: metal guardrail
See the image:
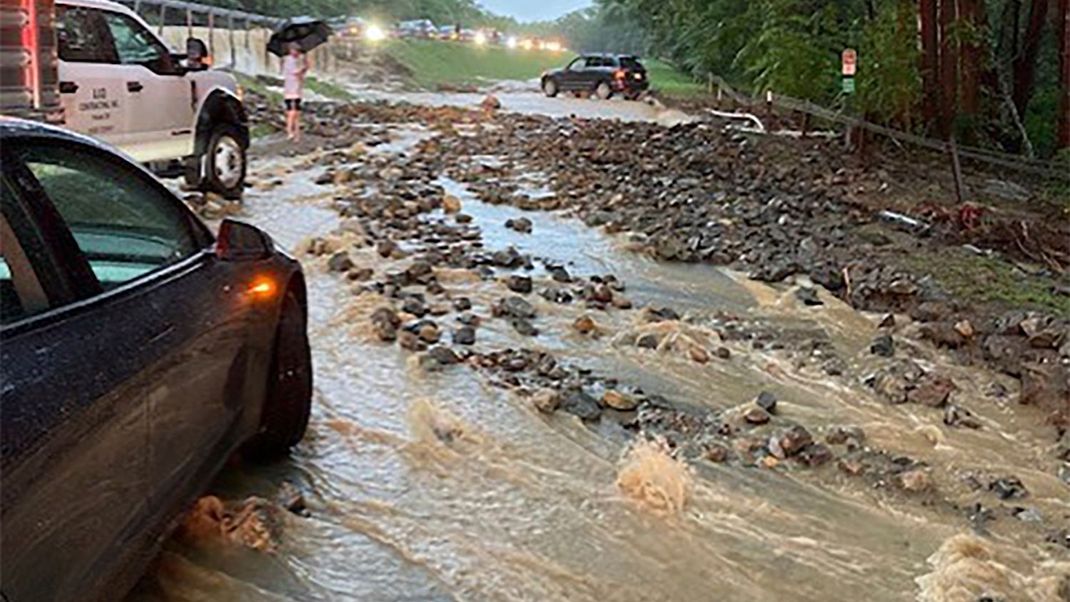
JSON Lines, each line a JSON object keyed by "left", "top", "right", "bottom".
{"left": 704, "top": 73, "right": 1070, "bottom": 182}
{"left": 115, "top": 0, "right": 281, "bottom": 28}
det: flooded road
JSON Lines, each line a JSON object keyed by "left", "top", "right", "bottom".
{"left": 130, "top": 115, "right": 1069, "bottom": 602}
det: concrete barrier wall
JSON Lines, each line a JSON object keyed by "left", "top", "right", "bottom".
{"left": 157, "top": 25, "right": 343, "bottom": 78}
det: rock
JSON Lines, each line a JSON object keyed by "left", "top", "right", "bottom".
{"left": 748, "top": 392, "right": 776, "bottom": 417}
{"left": 602, "top": 390, "right": 639, "bottom": 411}
{"left": 492, "top": 247, "right": 524, "bottom": 268}
{"left": 327, "top": 252, "right": 354, "bottom": 273}
{"left": 989, "top": 476, "right": 1027, "bottom": 500}
{"left": 561, "top": 389, "right": 601, "bottom": 421}
{"left": 776, "top": 425, "right": 813, "bottom": 456}
{"left": 1028, "top": 328, "right": 1065, "bottom": 349}
{"left": 452, "top": 326, "right": 476, "bottom": 345}
{"left": 425, "top": 346, "right": 459, "bottom": 367}
{"left": 898, "top": 469, "right": 931, "bottom": 492}
{"left": 275, "top": 481, "right": 308, "bottom": 516}
{"left": 497, "top": 296, "right": 536, "bottom": 319}
{"left": 795, "top": 287, "right": 823, "bottom": 306}
{"left": 549, "top": 266, "right": 571, "bottom": 283}
{"left": 645, "top": 307, "right": 680, "bottom": 322}
{"left": 347, "top": 267, "right": 374, "bottom": 281}
{"left": 505, "top": 217, "right": 533, "bottom": 233}
{"left": 589, "top": 284, "right": 614, "bottom": 304}
{"left": 453, "top": 297, "right": 472, "bottom": 312}
{"left": 480, "top": 94, "right": 501, "bottom": 111}
{"left": 506, "top": 275, "right": 533, "bottom": 294}
{"left": 797, "top": 443, "right": 833, "bottom": 467}
{"left": 870, "top": 334, "right": 895, "bottom": 357}
{"left": 611, "top": 295, "right": 633, "bottom": 310}
{"left": 418, "top": 323, "right": 441, "bottom": 344}
{"left": 920, "top": 322, "right": 967, "bottom": 349}
{"left": 825, "top": 425, "right": 865, "bottom": 447}
{"left": 715, "top": 347, "right": 732, "bottom": 360}
{"left": 401, "top": 297, "right": 427, "bottom": 317}
{"left": 442, "top": 194, "right": 462, "bottom": 213}
{"left": 705, "top": 443, "right": 731, "bottom": 463}
{"left": 532, "top": 390, "right": 561, "bottom": 414}
{"left": 370, "top": 307, "right": 401, "bottom": 342}
{"left": 689, "top": 346, "right": 710, "bottom": 363}
{"left": 398, "top": 330, "right": 426, "bottom": 351}
{"left": 405, "top": 260, "right": 433, "bottom": 283}
{"left": 743, "top": 407, "right": 771, "bottom": 425}
{"left": 943, "top": 404, "right": 982, "bottom": 429}
{"left": 878, "top": 314, "right": 896, "bottom": 328}
{"left": 953, "top": 319, "right": 975, "bottom": 339}
{"left": 377, "top": 240, "right": 400, "bottom": 258}
{"left": 907, "top": 374, "right": 956, "bottom": 407}
{"left": 511, "top": 318, "right": 539, "bottom": 337}
{"left": 637, "top": 334, "right": 660, "bottom": 349}
{"left": 573, "top": 315, "right": 597, "bottom": 335}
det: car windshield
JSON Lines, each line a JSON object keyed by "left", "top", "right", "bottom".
{"left": 619, "top": 57, "right": 644, "bottom": 71}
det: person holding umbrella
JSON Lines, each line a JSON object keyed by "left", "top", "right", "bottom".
{"left": 268, "top": 17, "right": 332, "bottom": 141}
{"left": 282, "top": 42, "right": 309, "bottom": 141}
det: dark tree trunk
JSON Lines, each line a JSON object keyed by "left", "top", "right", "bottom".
{"left": 1012, "top": 0, "right": 1049, "bottom": 115}
{"left": 939, "top": 0, "right": 959, "bottom": 136}
{"left": 959, "top": 0, "right": 984, "bottom": 123}
{"left": 1058, "top": 0, "right": 1070, "bottom": 149}
{"left": 920, "top": 0, "right": 940, "bottom": 128}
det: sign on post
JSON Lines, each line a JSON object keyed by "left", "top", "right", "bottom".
{"left": 841, "top": 48, "right": 857, "bottom": 76}
{"left": 841, "top": 48, "right": 857, "bottom": 95}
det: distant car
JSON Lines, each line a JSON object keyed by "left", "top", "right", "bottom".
{"left": 0, "top": 119, "right": 313, "bottom": 602}
{"left": 333, "top": 16, "right": 367, "bottom": 38}
{"left": 396, "top": 19, "right": 435, "bottom": 38}
{"left": 541, "top": 54, "right": 649, "bottom": 100}
{"left": 437, "top": 25, "right": 459, "bottom": 40}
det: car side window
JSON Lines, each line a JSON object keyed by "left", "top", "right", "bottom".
{"left": 56, "top": 6, "right": 117, "bottom": 63}
{"left": 568, "top": 58, "right": 586, "bottom": 71}
{"left": 19, "top": 145, "right": 200, "bottom": 290}
{"left": 99, "top": 11, "right": 174, "bottom": 74}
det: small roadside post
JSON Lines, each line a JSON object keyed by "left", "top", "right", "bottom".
{"left": 842, "top": 48, "right": 857, "bottom": 150}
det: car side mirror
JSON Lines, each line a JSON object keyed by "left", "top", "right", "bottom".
{"left": 186, "top": 37, "right": 210, "bottom": 71}
{"left": 216, "top": 219, "right": 273, "bottom": 261}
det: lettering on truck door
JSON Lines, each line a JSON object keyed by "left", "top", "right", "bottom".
{"left": 56, "top": 6, "right": 128, "bottom": 145}
{"left": 98, "top": 9, "right": 193, "bottom": 163}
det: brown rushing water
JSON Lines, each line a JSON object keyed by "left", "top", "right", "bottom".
{"left": 130, "top": 125, "right": 1069, "bottom": 602}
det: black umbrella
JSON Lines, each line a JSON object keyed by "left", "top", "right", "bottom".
{"left": 268, "top": 17, "right": 332, "bottom": 56}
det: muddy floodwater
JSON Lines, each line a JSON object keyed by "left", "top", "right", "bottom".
{"left": 130, "top": 121, "right": 1069, "bottom": 602}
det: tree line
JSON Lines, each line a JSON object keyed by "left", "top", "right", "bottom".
{"left": 550, "top": 0, "right": 1069, "bottom": 159}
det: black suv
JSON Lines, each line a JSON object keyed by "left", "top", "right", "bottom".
{"left": 541, "top": 54, "right": 649, "bottom": 100}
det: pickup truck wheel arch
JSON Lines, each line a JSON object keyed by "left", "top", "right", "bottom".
{"left": 194, "top": 91, "right": 249, "bottom": 156}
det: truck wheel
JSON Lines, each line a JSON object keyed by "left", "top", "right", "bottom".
{"left": 542, "top": 78, "right": 558, "bottom": 98}
{"left": 245, "top": 291, "right": 312, "bottom": 460}
{"left": 596, "top": 82, "right": 613, "bottom": 100}
{"left": 205, "top": 124, "right": 246, "bottom": 200}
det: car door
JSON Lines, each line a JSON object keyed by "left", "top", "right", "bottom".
{"left": 1, "top": 151, "right": 151, "bottom": 602}
{"left": 0, "top": 137, "right": 252, "bottom": 599}
{"left": 55, "top": 4, "right": 130, "bottom": 146}
{"left": 560, "top": 57, "right": 589, "bottom": 90}
{"left": 97, "top": 8, "right": 195, "bottom": 162}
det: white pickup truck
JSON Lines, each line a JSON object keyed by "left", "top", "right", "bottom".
{"left": 1, "top": 0, "right": 249, "bottom": 198}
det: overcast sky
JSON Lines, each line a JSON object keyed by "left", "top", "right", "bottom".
{"left": 480, "top": 0, "right": 591, "bottom": 22}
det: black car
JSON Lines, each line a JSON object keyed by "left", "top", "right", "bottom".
{"left": 0, "top": 118, "right": 312, "bottom": 602}
{"left": 541, "top": 54, "right": 649, "bottom": 100}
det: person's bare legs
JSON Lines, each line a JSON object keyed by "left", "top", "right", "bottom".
{"left": 285, "top": 109, "right": 297, "bottom": 140}
{"left": 293, "top": 109, "right": 302, "bottom": 142}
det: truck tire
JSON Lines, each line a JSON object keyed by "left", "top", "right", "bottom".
{"left": 596, "top": 81, "right": 613, "bottom": 100}
{"left": 203, "top": 123, "right": 246, "bottom": 200}
{"left": 245, "top": 291, "right": 312, "bottom": 460}
{"left": 542, "top": 78, "right": 558, "bottom": 98}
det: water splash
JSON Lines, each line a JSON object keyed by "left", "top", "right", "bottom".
{"left": 615, "top": 438, "right": 693, "bottom": 516}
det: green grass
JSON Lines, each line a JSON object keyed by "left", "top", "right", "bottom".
{"left": 902, "top": 249, "right": 1070, "bottom": 315}
{"left": 381, "top": 39, "right": 566, "bottom": 88}
{"left": 646, "top": 60, "right": 707, "bottom": 98}
{"left": 305, "top": 76, "right": 354, "bottom": 101}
